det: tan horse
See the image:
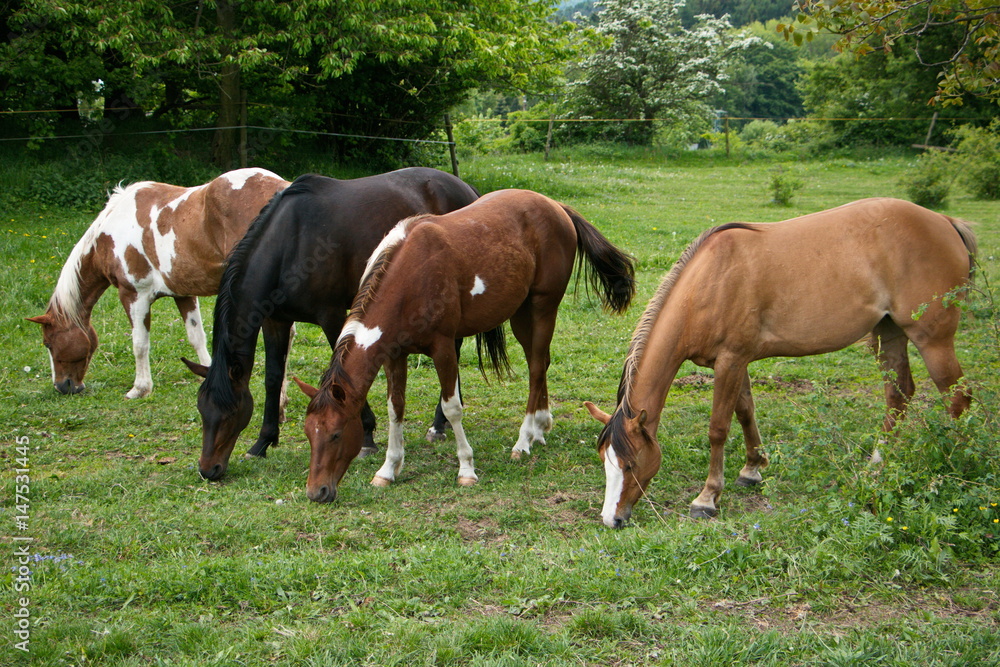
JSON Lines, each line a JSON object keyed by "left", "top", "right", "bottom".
{"left": 585, "top": 198, "right": 977, "bottom": 527}
{"left": 28, "top": 168, "right": 289, "bottom": 397}
{"left": 295, "top": 189, "right": 636, "bottom": 503}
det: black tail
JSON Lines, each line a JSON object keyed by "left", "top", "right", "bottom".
{"left": 475, "top": 325, "right": 512, "bottom": 381}
{"left": 563, "top": 205, "right": 636, "bottom": 314}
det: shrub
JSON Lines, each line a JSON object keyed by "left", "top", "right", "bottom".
{"left": 901, "top": 150, "right": 952, "bottom": 208}
{"left": 952, "top": 121, "right": 1000, "bottom": 200}
{"left": 767, "top": 166, "right": 803, "bottom": 206}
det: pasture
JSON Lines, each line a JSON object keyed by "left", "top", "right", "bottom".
{"left": 3, "top": 149, "right": 999, "bottom": 665}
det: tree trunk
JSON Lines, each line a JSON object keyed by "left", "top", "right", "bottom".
{"left": 212, "top": 0, "right": 241, "bottom": 168}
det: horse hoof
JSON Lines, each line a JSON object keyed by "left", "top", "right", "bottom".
{"left": 425, "top": 428, "right": 446, "bottom": 443}
{"left": 457, "top": 476, "right": 478, "bottom": 487}
{"left": 735, "top": 476, "right": 760, "bottom": 487}
{"left": 358, "top": 446, "right": 378, "bottom": 459}
{"left": 125, "top": 388, "right": 150, "bottom": 399}
{"left": 371, "top": 475, "right": 392, "bottom": 487}
{"left": 690, "top": 505, "right": 718, "bottom": 519}
{"left": 510, "top": 450, "right": 522, "bottom": 461}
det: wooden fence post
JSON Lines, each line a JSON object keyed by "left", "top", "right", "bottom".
{"left": 444, "top": 114, "right": 459, "bottom": 178}
{"left": 544, "top": 116, "right": 554, "bottom": 161}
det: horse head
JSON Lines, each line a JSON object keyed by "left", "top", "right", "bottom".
{"left": 27, "top": 313, "right": 97, "bottom": 395}
{"left": 183, "top": 357, "right": 254, "bottom": 480}
{"left": 585, "top": 401, "right": 661, "bottom": 528}
{"left": 295, "top": 377, "right": 367, "bottom": 503}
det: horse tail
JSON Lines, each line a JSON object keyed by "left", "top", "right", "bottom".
{"left": 562, "top": 205, "right": 636, "bottom": 314}
{"left": 475, "top": 325, "right": 512, "bottom": 381}
{"left": 948, "top": 217, "right": 978, "bottom": 277}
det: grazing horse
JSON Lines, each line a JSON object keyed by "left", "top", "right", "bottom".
{"left": 182, "top": 167, "right": 480, "bottom": 481}
{"left": 28, "top": 168, "right": 289, "bottom": 398}
{"left": 585, "top": 198, "right": 977, "bottom": 527}
{"left": 294, "top": 188, "right": 636, "bottom": 504}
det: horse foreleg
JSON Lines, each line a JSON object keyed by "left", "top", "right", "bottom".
{"left": 509, "top": 305, "right": 555, "bottom": 460}
{"left": 431, "top": 343, "right": 477, "bottom": 486}
{"left": 120, "top": 289, "right": 153, "bottom": 399}
{"left": 372, "top": 357, "right": 408, "bottom": 487}
{"left": 174, "top": 296, "right": 211, "bottom": 366}
{"left": 733, "top": 369, "right": 768, "bottom": 487}
{"left": 247, "top": 319, "right": 292, "bottom": 457}
{"left": 278, "top": 324, "right": 296, "bottom": 423}
{"left": 426, "top": 338, "right": 463, "bottom": 442}
{"left": 691, "top": 360, "right": 745, "bottom": 518}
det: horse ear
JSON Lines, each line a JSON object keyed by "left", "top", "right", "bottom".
{"left": 292, "top": 376, "right": 319, "bottom": 399}
{"left": 181, "top": 357, "right": 209, "bottom": 378}
{"left": 584, "top": 401, "right": 611, "bottom": 425}
{"left": 329, "top": 383, "right": 347, "bottom": 403}
{"left": 26, "top": 314, "right": 52, "bottom": 325}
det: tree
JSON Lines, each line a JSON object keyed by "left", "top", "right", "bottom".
{"left": 715, "top": 22, "right": 805, "bottom": 122}
{"left": 5, "top": 1, "right": 582, "bottom": 165}
{"left": 574, "top": 0, "right": 757, "bottom": 144}
{"left": 781, "top": 0, "right": 1000, "bottom": 104}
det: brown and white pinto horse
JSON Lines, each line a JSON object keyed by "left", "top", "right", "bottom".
{"left": 295, "top": 189, "right": 636, "bottom": 503}
{"left": 28, "top": 168, "right": 289, "bottom": 397}
{"left": 585, "top": 198, "right": 977, "bottom": 527}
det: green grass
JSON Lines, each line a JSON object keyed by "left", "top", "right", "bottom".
{"left": 2, "top": 148, "right": 999, "bottom": 665}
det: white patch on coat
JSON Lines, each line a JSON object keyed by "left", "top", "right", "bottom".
{"left": 221, "top": 167, "right": 279, "bottom": 191}
{"left": 360, "top": 218, "right": 412, "bottom": 286}
{"left": 470, "top": 275, "right": 486, "bottom": 296}
{"left": 602, "top": 447, "right": 625, "bottom": 528}
{"left": 338, "top": 320, "right": 383, "bottom": 349}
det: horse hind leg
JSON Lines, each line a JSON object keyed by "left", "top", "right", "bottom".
{"left": 509, "top": 304, "right": 555, "bottom": 460}
{"left": 733, "top": 369, "right": 769, "bottom": 488}
{"left": 426, "top": 338, "right": 463, "bottom": 442}
{"left": 911, "top": 335, "right": 971, "bottom": 420}
{"left": 175, "top": 296, "right": 212, "bottom": 366}
{"left": 871, "top": 317, "right": 916, "bottom": 433}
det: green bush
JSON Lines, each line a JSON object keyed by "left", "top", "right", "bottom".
{"left": 767, "top": 165, "right": 804, "bottom": 206}
{"left": 901, "top": 151, "right": 952, "bottom": 208}
{"left": 952, "top": 121, "right": 1000, "bottom": 200}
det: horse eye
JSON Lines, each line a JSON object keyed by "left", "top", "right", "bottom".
{"left": 329, "top": 432, "right": 342, "bottom": 443}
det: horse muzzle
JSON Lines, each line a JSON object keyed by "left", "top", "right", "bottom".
{"left": 306, "top": 483, "right": 337, "bottom": 504}
{"left": 55, "top": 378, "right": 85, "bottom": 395}
{"left": 199, "top": 461, "right": 228, "bottom": 481}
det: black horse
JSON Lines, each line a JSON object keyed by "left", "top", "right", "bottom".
{"left": 183, "top": 167, "right": 480, "bottom": 481}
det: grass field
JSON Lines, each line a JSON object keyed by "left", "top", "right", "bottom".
{"left": 2, "top": 148, "right": 999, "bottom": 665}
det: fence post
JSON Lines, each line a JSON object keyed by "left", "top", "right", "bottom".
{"left": 725, "top": 116, "right": 730, "bottom": 158}
{"left": 444, "top": 114, "right": 459, "bottom": 178}
{"left": 544, "top": 116, "right": 554, "bottom": 161}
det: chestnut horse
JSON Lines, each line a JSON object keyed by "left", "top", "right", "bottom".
{"left": 585, "top": 198, "right": 977, "bottom": 527}
{"left": 28, "top": 168, "right": 289, "bottom": 398}
{"left": 182, "top": 168, "right": 480, "bottom": 481}
{"left": 295, "top": 189, "right": 636, "bottom": 503}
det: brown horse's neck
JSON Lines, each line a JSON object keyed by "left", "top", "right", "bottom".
{"left": 51, "top": 245, "right": 112, "bottom": 327}
{"left": 332, "top": 339, "right": 387, "bottom": 410}
{"left": 622, "top": 319, "right": 688, "bottom": 437}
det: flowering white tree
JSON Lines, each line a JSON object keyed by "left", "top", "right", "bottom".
{"left": 575, "top": 0, "right": 757, "bottom": 144}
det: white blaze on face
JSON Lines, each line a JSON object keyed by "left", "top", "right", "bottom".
{"left": 601, "top": 446, "right": 625, "bottom": 528}
{"left": 47, "top": 349, "right": 56, "bottom": 384}
{"left": 338, "top": 320, "right": 383, "bottom": 349}
{"left": 470, "top": 275, "right": 486, "bottom": 296}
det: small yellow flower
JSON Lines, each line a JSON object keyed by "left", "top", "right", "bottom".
{"left": 953, "top": 508, "right": 959, "bottom": 513}
{"left": 901, "top": 526, "right": 908, "bottom": 531}
{"left": 887, "top": 517, "right": 894, "bottom": 522}
{"left": 994, "top": 519, "right": 998, "bottom": 524}
{"left": 991, "top": 503, "right": 997, "bottom": 507}
{"left": 981, "top": 506, "right": 987, "bottom": 511}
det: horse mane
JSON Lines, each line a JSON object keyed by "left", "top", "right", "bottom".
{"left": 312, "top": 215, "right": 425, "bottom": 409}
{"left": 600, "top": 222, "right": 756, "bottom": 460}
{"left": 202, "top": 181, "right": 298, "bottom": 411}
{"left": 49, "top": 182, "right": 139, "bottom": 327}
